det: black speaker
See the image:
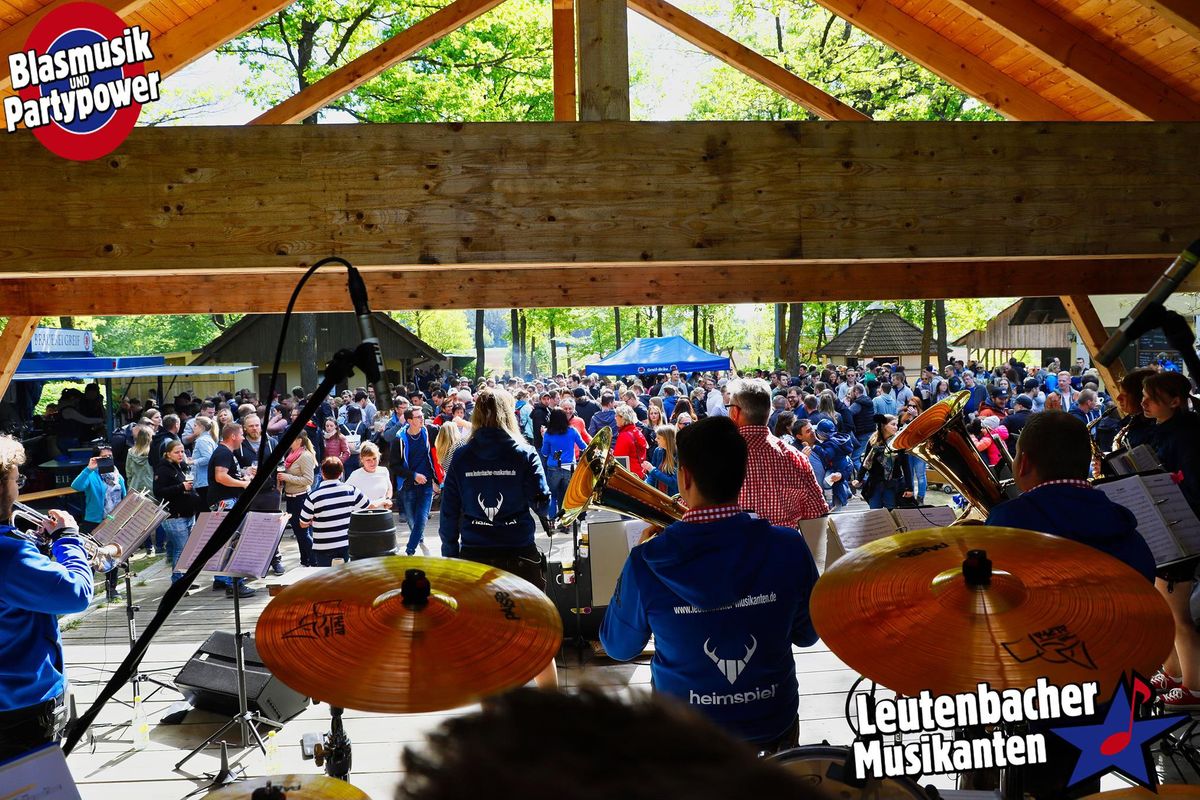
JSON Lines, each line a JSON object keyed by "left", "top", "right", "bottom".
{"left": 175, "top": 631, "right": 308, "bottom": 723}
{"left": 546, "top": 560, "right": 606, "bottom": 641}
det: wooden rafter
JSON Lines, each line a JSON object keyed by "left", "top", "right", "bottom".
{"left": 141, "top": 0, "right": 297, "bottom": 82}
{"left": 628, "top": 0, "right": 867, "bottom": 121}
{"left": 945, "top": 0, "right": 1200, "bottom": 121}
{"left": 810, "top": 0, "right": 1074, "bottom": 121}
{"left": 1061, "top": 295, "right": 1126, "bottom": 390}
{"left": 0, "top": 259, "right": 1186, "bottom": 316}
{"left": 250, "top": 0, "right": 508, "bottom": 125}
{"left": 0, "top": 0, "right": 152, "bottom": 91}
{"left": 3, "top": 121, "right": 1197, "bottom": 274}
{"left": 552, "top": 0, "right": 577, "bottom": 121}
{"left": 0, "top": 318, "right": 39, "bottom": 401}
{"left": 576, "top": 0, "right": 629, "bottom": 121}
{"left": 1134, "top": 0, "right": 1200, "bottom": 43}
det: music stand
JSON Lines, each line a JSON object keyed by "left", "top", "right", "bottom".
{"left": 175, "top": 513, "right": 288, "bottom": 773}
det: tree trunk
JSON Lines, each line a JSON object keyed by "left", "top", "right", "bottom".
{"left": 934, "top": 300, "right": 949, "bottom": 369}
{"left": 693, "top": 305, "right": 700, "bottom": 343}
{"left": 709, "top": 322, "right": 716, "bottom": 356}
{"left": 550, "top": 318, "right": 559, "bottom": 376}
{"left": 784, "top": 303, "right": 803, "bottom": 373}
{"left": 59, "top": 317, "right": 74, "bottom": 329}
{"left": 774, "top": 304, "right": 785, "bottom": 366}
{"left": 298, "top": 313, "right": 318, "bottom": 390}
{"left": 475, "top": 309, "right": 486, "bottom": 379}
{"left": 520, "top": 312, "right": 529, "bottom": 377}
{"left": 815, "top": 304, "right": 828, "bottom": 353}
{"left": 635, "top": 308, "right": 642, "bottom": 338}
{"left": 510, "top": 309, "right": 520, "bottom": 377}
{"left": 920, "top": 300, "right": 934, "bottom": 371}
{"left": 655, "top": 306, "right": 663, "bottom": 337}
{"left": 613, "top": 307, "right": 622, "bottom": 350}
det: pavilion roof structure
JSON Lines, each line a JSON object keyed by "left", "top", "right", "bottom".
{"left": 2, "top": 0, "right": 1200, "bottom": 397}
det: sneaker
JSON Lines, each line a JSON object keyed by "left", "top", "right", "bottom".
{"left": 1161, "top": 687, "right": 1200, "bottom": 711}
{"left": 1152, "top": 670, "right": 1184, "bottom": 695}
{"left": 418, "top": 542, "right": 430, "bottom": 556}
{"left": 226, "top": 584, "right": 257, "bottom": 599}
{"left": 271, "top": 557, "right": 285, "bottom": 576}
{"left": 212, "top": 578, "right": 225, "bottom": 591}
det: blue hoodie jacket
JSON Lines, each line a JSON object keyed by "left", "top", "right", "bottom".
{"left": 70, "top": 466, "right": 126, "bottom": 525}
{"left": 986, "top": 483, "right": 1155, "bottom": 582}
{"left": 600, "top": 513, "right": 819, "bottom": 745}
{"left": 439, "top": 427, "right": 550, "bottom": 557}
{"left": 0, "top": 529, "right": 94, "bottom": 711}
{"left": 813, "top": 432, "right": 856, "bottom": 509}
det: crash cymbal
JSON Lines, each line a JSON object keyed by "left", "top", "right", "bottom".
{"left": 204, "top": 774, "right": 370, "bottom": 799}
{"left": 255, "top": 556, "right": 562, "bottom": 713}
{"left": 1080, "top": 787, "right": 1200, "bottom": 798}
{"left": 811, "top": 527, "right": 1172, "bottom": 696}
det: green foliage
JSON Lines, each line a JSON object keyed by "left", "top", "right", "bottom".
{"left": 220, "top": 0, "right": 552, "bottom": 123}
{"left": 684, "top": 0, "right": 1003, "bottom": 122}
{"left": 389, "top": 310, "right": 473, "bottom": 354}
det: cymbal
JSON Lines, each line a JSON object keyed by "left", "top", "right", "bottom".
{"left": 255, "top": 556, "right": 562, "bottom": 713}
{"left": 1080, "top": 787, "right": 1200, "bottom": 798}
{"left": 811, "top": 527, "right": 1173, "bottom": 696}
{"left": 204, "top": 774, "right": 370, "bottom": 799}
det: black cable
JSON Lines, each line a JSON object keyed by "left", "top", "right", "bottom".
{"left": 63, "top": 256, "right": 352, "bottom": 754}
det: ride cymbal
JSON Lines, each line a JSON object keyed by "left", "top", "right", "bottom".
{"left": 204, "top": 774, "right": 370, "bottom": 799}
{"left": 255, "top": 557, "right": 562, "bottom": 713}
{"left": 811, "top": 527, "right": 1173, "bottom": 696}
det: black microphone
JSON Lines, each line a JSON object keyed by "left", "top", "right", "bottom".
{"left": 1095, "top": 239, "right": 1200, "bottom": 366}
{"left": 346, "top": 266, "right": 391, "bottom": 414}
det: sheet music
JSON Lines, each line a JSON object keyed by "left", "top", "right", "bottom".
{"left": 798, "top": 517, "right": 844, "bottom": 573}
{"left": 90, "top": 492, "right": 142, "bottom": 545}
{"left": 175, "top": 511, "right": 232, "bottom": 573}
{"left": 1142, "top": 472, "right": 1200, "bottom": 559}
{"left": 891, "top": 506, "right": 958, "bottom": 532}
{"left": 0, "top": 742, "right": 83, "bottom": 799}
{"left": 829, "top": 509, "right": 900, "bottom": 550}
{"left": 1094, "top": 476, "right": 1180, "bottom": 565}
{"left": 222, "top": 512, "right": 289, "bottom": 578}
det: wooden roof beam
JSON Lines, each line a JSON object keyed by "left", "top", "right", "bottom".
{"left": 810, "top": 0, "right": 1074, "bottom": 120}
{"left": 0, "top": 259, "right": 1186, "bottom": 316}
{"left": 552, "top": 0, "right": 577, "bottom": 121}
{"left": 1134, "top": 1, "right": 1200, "bottom": 43}
{"left": 0, "top": 318, "right": 39, "bottom": 401}
{"left": 627, "top": 0, "right": 868, "bottom": 121}
{"left": 142, "top": 0, "right": 298, "bottom": 81}
{"left": 0, "top": 0, "right": 152, "bottom": 91}
{"left": 250, "top": 0, "right": 508, "bottom": 125}
{"left": 946, "top": 0, "right": 1200, "bottom": 121}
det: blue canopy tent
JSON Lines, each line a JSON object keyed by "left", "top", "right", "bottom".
{"left": 585, "top": 336, "right": 731, "bottom": 375}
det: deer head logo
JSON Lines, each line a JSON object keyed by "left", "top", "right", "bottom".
{"left": 703, "top": 636, "right": 757, "bottom": 685}
{"left": 479, "top": 493, "right": 504, "bottom": 522}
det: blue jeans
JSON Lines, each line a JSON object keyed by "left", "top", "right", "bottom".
{"left": 312, "top": 546, "right": 349, "bottom": 567}
{"left": 162, "top": 516, "right": 193, "bottom": 581}
{"left": 868, "top": 486, "right": 897, "bottom": 510}
{"left": 401, "top": 484, "right": 434, "bottom": 555}
{"left": 285, "top": 493, "right": 313, "bottom": 566}
{"left": 546, "top": 467, "right": 572, "bottom": 519}
{"left": 851, "top": 438, "right": 867, "bottom": 472}
{"left": 910, "top": 457, "right": 928, "bottom": 504}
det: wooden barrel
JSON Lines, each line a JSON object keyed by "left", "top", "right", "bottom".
{"left": 348, "top": 509, "right": 397, "bottom": 560}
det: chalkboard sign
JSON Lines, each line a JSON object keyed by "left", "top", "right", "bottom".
{"left": 1137, "top": 329, "right": 1182, "bottom": 369}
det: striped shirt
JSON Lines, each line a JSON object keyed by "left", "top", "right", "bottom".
{"left": 299, "top": 479, "right": 370, "bottom": 551}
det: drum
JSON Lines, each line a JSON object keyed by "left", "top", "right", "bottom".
{"left": 204, "top": 774, "right": 370, "bottom": 799}
{"left": 771, "top": 745, "right": 928, "bottom": 799}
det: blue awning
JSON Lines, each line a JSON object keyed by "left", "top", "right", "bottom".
{"left": 585, "top": 336, "right": 730, "bottom": 375}
{"left": 13, "top": 358, "right": 254, "bottom": 382}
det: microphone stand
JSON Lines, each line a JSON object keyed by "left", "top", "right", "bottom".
{"left": 63, "top": 343, "right": 381, "bottom": 755}
{"left": 1108, "top": 303, "right": 1200, "bottom": 387}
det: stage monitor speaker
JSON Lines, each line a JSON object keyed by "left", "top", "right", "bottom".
{"left": 175, "top": 631, "right": 308, "bottom": 723}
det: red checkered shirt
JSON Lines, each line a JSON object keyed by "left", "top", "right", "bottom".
{"left": 738, "top": 425, "right": 829, "bottom": 527}
{"left": 681, "top": 503, "right": 744, "bottom": 524}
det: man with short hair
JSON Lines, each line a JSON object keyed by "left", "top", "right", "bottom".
{"left": 588, "top": 392, "right": 619, "bottom": 439}
{"left": 1022, "top": 378, "right": 1046, "bottom": 412}
{"left": 1069, "top": 388, "right": 1100, "bottom": 428}
{"left": 961, "top": 371, "right": 987, "bottom": 415}
{"left": 600, "top": 416, "right": 819, "bottom": 753}
{"left": 207, "top": 422, "right": 256, "bottom": 598}
{"left": 151, "top": 414, "right": 181, "bottom": 468}
{"left": 891, "top": 373, "right": 913, "bottom": 407}
{"left": 725, "top": 379, "right": 828, "bottom": 526}
{"left": 300, "top": 457, "right": 370, "bottom": 567}
{"left": 872, "top": 380, "right": 899, "bottom": 417}
{"left": 1004, "top": 395, "right": 1034, "bottom": 441}
{"left": 836, "top": 369, "right": 858, "bottom": 402}
{"left": 389, "top": 407, "right": 439, "bottom": 556}
{"left": 531, "top": 391, "right": 554, "bottom": 450}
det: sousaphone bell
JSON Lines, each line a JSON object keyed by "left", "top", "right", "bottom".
{"left": 557, "top": 428, "right": 687, "bottom": 529}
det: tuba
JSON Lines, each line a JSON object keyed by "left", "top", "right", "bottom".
{"left": 557, "top": 427, "right": 687, "bottom": 529}
{"left": 9, "top": 501, "right": 122, "bottom": 572}
{"left": 889, "top": 391, "right": 1015, "bottom": 522}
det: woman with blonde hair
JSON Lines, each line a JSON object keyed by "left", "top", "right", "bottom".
{"left": 125, "top": 425, "right": 154, "bottom": 498}
{"left": 345, "top": 440, "right": 392, "bottom": 509}
{"left": 190, "top": 416, "right": 218, "bottom": 507}
{"left": 439, "top": 388, "right": 556, "bottom": 688}
{"left": 434, "top": 422, "right": 466, "bottom": 480}
{"left": 641, "top": 424, "right": 678, "bottom": 495}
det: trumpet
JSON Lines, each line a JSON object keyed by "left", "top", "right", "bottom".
{"left": 9, "top": 501, "right": 122, "bottom": 573}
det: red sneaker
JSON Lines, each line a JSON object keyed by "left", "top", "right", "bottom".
{"left": 1161, "top": 687, "right": 1200, "bottom": 711}
{"left": 1151, "top": 670, "right": 1184, "bottom": 694}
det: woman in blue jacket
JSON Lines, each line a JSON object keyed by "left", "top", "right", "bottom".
{"left": 70, "top": 444, "right": 126, "bottom": 601}
{"left": 439, "top": 388, "right": 556, "bottom": 688}
{"left": 641, "top": 424, "right": 679, "bottom": 496}
{"left": 540, "top": 409, "right": 587, "bottom": 518}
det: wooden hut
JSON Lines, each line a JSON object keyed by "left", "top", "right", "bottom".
{"left": 817, "top": 307, "right": 926, "bottom": 371}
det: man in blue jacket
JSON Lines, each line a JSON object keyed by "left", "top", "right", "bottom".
{"left": 0, "top": 436, "right": 94, "bottom": 760}
{"left": 600, "top": 415, "right": 820, "bottom": 754}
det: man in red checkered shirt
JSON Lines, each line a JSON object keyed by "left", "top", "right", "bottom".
{"left": 725, "top": 378, "right": 829, "bottom": 526}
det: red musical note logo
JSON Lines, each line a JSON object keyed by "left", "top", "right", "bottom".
{"left": 1101, "top": 677, "right": 1152, "bottom": 755}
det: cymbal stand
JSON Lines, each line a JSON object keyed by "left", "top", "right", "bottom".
{"left": 175, "top": 584, "right": 281, "bottom": 772}
{"left": 315, "top": 706, "right": 352, "bottom": 781}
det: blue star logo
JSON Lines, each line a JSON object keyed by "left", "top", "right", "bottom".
{"left": 1050, "top": 674, "right": 1189, "bottom": 788}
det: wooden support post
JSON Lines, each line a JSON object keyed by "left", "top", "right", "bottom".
{"left": 553, "top": 0, "right": 578, "bottom": 121}
{"left": 0, "top": 317, "right": 39, "bottom": 401}
{"left": 576, "top": 0, "right": 630, "bottom": 121}
{"left": 1060, "top": 295, "right": 1125, "bottom": 394}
